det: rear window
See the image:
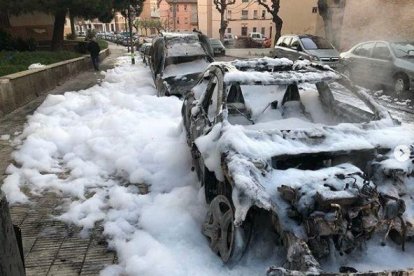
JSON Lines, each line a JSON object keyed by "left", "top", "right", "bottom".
{"left": 300, "top": 37, "right": 333, "bottom": 50}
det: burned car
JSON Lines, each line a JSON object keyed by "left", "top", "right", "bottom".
{"left": 151, "top": 32, "right": 214, "bottom": 97}
{"left": 181, "top": 57, "right": 414, "bottom": 274}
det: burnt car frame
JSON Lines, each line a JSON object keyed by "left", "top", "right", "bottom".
{"left": 150, "top": 32, "right": 214, "bottom": 97}
{"left": 181, "top": 58, "right": 414, "bottom": 274}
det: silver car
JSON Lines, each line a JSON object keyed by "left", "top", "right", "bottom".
{"left": 340, "top": 41, "right": 414, "bottom": 94}
{"left": 273, "top": 34, "right": 340, "bottom": 68}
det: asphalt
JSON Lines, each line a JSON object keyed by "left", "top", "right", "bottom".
{"left": 0, "top": 43, "right": 127, "bottom": 276}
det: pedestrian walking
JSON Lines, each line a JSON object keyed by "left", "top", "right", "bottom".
{"left": 87, "top": 38, "right": 101, "bottom": 71}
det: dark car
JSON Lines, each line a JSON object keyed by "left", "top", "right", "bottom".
{"left": 181, "top": 57, "right": 414, "bottom": 274}
{"left": 150, "top": 32, "right": 214, "bottom": 97}
{"left": 340, "top": 41, "right": 414, "bottom": 95}
{"left": 274, "top": 34, "right": 340, "bottom": 68}
{"left": 209, "top": 38, "right": 226, "bottom": 56}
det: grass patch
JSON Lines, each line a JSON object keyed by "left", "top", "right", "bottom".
{"left": 97, "top": 39, "right": 108, "bottom": 50}
{"left": 0, "top": 51, "right": 82, "bottom": 77}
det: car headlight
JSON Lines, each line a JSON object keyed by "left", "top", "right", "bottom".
{"left": 310, "top": 55, "right": 319, "bottom": 61}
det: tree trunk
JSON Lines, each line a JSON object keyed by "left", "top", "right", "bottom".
{"left": 274, "top": 15, "right": 283, "bottom": 45}
{"left": 51, "top": 9, "right": 67, "bottom": 51}
{"left": 219, "top": 11, "right": 226, "bottom": 42}
{"left": 69, "top": 13, "right": 76, "bottom": 36}
{"left": 0, "top": 195, "right": 25, "bottom": 276}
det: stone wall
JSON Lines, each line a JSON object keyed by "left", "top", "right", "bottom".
{"left": 0, "top": 49, "right": 110, "bottom": 117}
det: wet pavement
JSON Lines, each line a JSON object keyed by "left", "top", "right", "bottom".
{"left": 0, "top": 44, "right": 126, "bottom": 276}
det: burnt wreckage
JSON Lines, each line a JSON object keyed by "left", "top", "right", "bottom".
{"left": 181, "top": 57, "right": 414, "bottom": 274}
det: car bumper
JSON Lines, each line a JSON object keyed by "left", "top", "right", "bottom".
{"left": 320, "top": 61, "right": 339, "bottom": 69}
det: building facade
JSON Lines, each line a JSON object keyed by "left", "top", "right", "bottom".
{"left": 75, "top": 12, "right": 127, "bottom": 34}
{"left": 198, "top": 0, "right": 324, "bottom": 44}
{"left": 159, "top": 0, "right": 198, "bottom": 32}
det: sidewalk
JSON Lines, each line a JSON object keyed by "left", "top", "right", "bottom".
{"left": 0, "top": 44, "right": 127, "bottom": 276}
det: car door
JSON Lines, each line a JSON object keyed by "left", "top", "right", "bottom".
{"left": 190, "top": 69, "right": 223, "bottom": 142}
{"left": 274, "top": 36, "right": 292, "bottom": 58}
{"left": 349, "top": 42, "right": 375, "bottom": 84}
{"left": 369, "top": 42, "right": 394, "bottom": 86}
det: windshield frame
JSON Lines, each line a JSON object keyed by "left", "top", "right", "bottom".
{"left": 300, "top": 36, "right": 334, "bottom": 50}
{"left": 390, "top": 42, "right": 414, "bottom": 58}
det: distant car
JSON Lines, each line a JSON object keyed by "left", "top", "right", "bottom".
{"left": 223, "top": 34, "right": 235, "bottom": 46}
{"left": 274, "top": 34, "right": 340, "bottom": 69}
{"left": 248, "top": 32, "right": 265, "bottom": 43}
{"left": 150, "top": 32, "right": 214, "bottom": 97}
{"left": 209, "top": 38, "right": 226, "bottom": 56}
{"left": 262, "top": 37, "right": 272, "bottom": 48}
{"left": 340, "top": 41, "right": 414, "bottom": 95}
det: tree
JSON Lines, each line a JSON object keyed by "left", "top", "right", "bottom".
{"left": 318, "top": 0, "right": 346, "bottom": 48}
{"left": 0, "top": 0, "right": 114, "bottom": 50}
{"left": 213, "top": 0, "right": 236, "bottom": 42}
{"left": 257, "top": 0, "right": 283, "bottom": 45}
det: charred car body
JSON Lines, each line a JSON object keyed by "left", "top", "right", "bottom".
{"left": 181, "top": 57, "right": 414, "bottom": 274}
{"left": 150, "top": 32, "right": 214, "bottom": 97}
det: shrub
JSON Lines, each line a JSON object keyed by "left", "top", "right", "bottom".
{"left": 86, "top": 29, "right": 97, "bottom": 41}
{"left": 0, "top": 29, "right": 14, "bottom": 50}
{"left": 66, "top": 33, "right": 77, "bottom": 40}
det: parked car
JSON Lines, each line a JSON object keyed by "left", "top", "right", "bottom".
{"left": 150, "top": 32, "right": 214, "bottom": 97}
{"left": 209, "top": 38, "right": 226, "bottom": 56}
{"left": 139, "top": 43, "right": 152, "bottom": 65}
{"left": 262, "top": 37, "right": 272, "bottom": 48}
{"left": 274, "top": 34, "right": 340, "bottom": 69}
{"left": 340, "top": 41, "right": 414, "bottom": 95}
{"left": 181, "top": 57, "right": 414, "bottom": 274}
{"left": 249, "top": 32, "right": 265, "bottom": 43}
{"left": 223, "top": 34, "right": 235, "bottom": 46}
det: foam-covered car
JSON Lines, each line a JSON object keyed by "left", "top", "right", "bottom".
{"left": 150, "top": 32, "right": 214, "bottom": 97}
{"left": 181, "top": 57, "right": 414, "bottom": 274}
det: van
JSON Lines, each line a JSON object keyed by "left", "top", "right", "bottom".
{"left": 274, "top": 34, "right": 340, "bottom": 68}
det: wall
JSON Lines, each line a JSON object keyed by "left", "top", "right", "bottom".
{"left": 7, "top": 12, "right": 54, "bottom": 41}
{"left": 159, "top": 0, "right": 197, "bottom": 32}
{"left": 0, "top": 49, "right": 110, "bottom": 117}
{"left": 340, "top": 0, "right": 414, "bottom": 50}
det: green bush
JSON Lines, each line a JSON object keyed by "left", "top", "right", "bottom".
{"left": 97, "top": 39, "right": 108, "bottom": 50}
{"left": 86, "top": 29, "right": 96, "bottom": 40}
{"left": 0, "top": 51, "right": 82, "bottom": 77}
{"left": 66, "top": 33, "right": 77, "bottom": 40}
{"left": 0, "top": 29, "right": 38, "bottom": 51}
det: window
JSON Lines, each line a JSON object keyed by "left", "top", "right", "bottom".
{"left": 177, "top": 18, "right": 180, "bottom": 24}
{"left": 176, "top": 4, "right": 179, "bottom": 11}
{"left": 372, "top": 42, "right": 391, "bottom": 60}
{"left": 241, "top": 10, "right": 248, "bottom": 20}
{"left": 228, "top": 10, "right": 232, "bottom": 20}
{"left": 300, "top": 36, "right": 333, "bottom": 50}
{"left": 353, "top": 42, "right": 375, "bottom": 57}
{"left": 261, "top": 27, "right": 265, "bottom": 35}
{"left": 291, "top": 38, "right": 303, "bottom": 51}
{"left": 261, "top": 10, "right": 266, "bottom": 19}
{"left": 184, "top": 4, "right": 187, "bottom": 11}
{"left": 253, "top": 27, "right": 257, "bottom": 32}
{"left": 227, "top": 28, "right": 232, "bottom": 33}
{"left": 242, "top": 0, "right": 249, "bottom": 2}
{"left": 241, "top": 26, "right": 248, "bottom": 36}
{"left": 312, "top": 7, "right": 318, "bottom": 13}
{"left": 253, "top": 10, "right": 258, "bottom": 19}
{"left": 170, "top": 6, "right": 172, "bottom": 12}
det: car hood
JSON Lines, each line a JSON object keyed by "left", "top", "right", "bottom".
{"left": 395, "top": 57, "right": 414, "bottom": 72}
{"left": 306, "top": 49, "right": 340, "bottom": 58}
{"left": 163, "top": 72, "right": 203, "bottom": 96}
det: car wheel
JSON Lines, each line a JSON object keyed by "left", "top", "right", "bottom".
{"left": 202, "top": 195, "right": 252, "bottom": 263}
{"left": 394, "top": 74, "right": 409, "bottom": 95}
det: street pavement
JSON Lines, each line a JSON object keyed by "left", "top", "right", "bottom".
{"left": 0, "top": 43, "right": 126, "bottom": 276}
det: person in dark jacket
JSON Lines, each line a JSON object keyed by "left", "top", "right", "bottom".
{"left": 87, "top": 38, "right": 101, "bottom": 71}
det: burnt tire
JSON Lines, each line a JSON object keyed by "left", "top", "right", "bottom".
{"left": 202, "top": 195, "right": 252, "bottom": 263}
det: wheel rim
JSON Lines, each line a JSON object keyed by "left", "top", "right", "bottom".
{"left": 395, "top": 78, "right": 405, "bottom": 94}
{"left": 202, "top": 195, "right": 234, "bottom": 262}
